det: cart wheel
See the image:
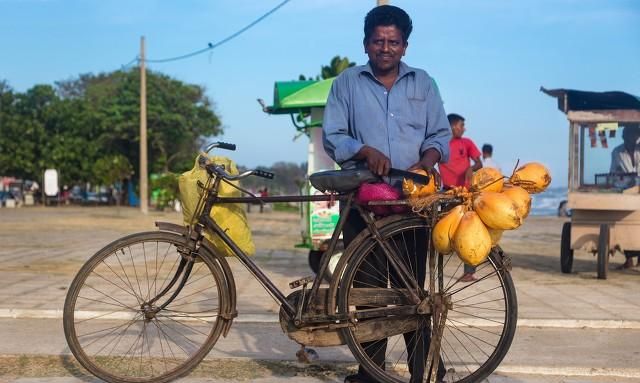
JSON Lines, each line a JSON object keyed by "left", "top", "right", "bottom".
{"left": 597, "top": 224, "right": 610, "bottom": 280}
{"left": 560, "top": 222, "right": 573, "bottom": 273}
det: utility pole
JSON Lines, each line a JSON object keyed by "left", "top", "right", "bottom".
{"left": 139, "top": 36, "right": 148, "bottom": 214}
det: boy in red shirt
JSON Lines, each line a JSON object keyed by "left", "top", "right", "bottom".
{"left": 439, "top": 113, "right": 482, "bottom": 188}
{"left": 439, "top": 113, "right": 483, "bottom": 281}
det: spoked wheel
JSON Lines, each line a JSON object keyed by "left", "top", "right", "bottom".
{"left": 63, "top": 232, "right": 229, "bottom": 383}
{"left": 338, "top": 217, "right": 517, "bottom": 383}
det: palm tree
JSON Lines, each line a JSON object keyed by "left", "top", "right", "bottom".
{"left": 321, "top": 56, "right": 356, "bottom": 79}
{"left": 298, "top": 55, "right": 356, "bottom": 81}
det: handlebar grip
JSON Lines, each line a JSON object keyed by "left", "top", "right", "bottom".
{"left": 254, "top": 169, "right": 275, "bottom": 179}
{"left": 217, "top": 142, "right": 236, "bottom": 151}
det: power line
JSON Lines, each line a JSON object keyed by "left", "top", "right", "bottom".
{"left": 142, "top": 0, "right": 292, "bottom": 64}
{"left": 121, "top": 56, "right": 139, "bottom": 70}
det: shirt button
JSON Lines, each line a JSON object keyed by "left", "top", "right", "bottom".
{"left": 390, "top": 113, "right": 394, "bottom": 117}
{"left": 383, "top": 91, "right": 388, "bottom": 95}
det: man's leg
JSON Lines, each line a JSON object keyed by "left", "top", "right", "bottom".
{"left": 341, "top": 205, "right": 387, "bottom": 382}
{"left": 618, "top": 251, "right": 636, "bottom": 269}
{"left": 390, "top": 227, "right": 446, "bottom": 382}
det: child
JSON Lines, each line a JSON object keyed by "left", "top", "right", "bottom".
{"left": 439, "top": 113, "right": 483, "bottom": 281}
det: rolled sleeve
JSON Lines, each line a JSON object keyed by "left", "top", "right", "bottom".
{"left": 322, "top": 78, "right": 363, "bottom": 165}
{"left": 420, "top": 79, "right": 451, "bottom": 163}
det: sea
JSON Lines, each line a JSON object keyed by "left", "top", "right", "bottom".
{"left": 529, "top": 186, "right": 567, "bottom": 216}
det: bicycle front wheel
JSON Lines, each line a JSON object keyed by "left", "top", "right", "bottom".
{"left": 63, "top": 231, "right": 229, "bottom": 383}
{"left": 338, "top": 216, "right": 517, "bottom": 383}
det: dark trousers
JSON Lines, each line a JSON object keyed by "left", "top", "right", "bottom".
{"left": 342, "top": 207, "right": 445, "bottom": 382}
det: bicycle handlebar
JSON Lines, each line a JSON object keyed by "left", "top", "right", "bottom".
{"left": 207, "top": 164, "right": 275, "bottom": 181}
{"left": 252, "top": 169, "right": 275, "bottom": 179}
{"left": 204, "top": 141, "right": 236, "bottom": 153}
{"left": 202, "top": 141, "right": 274, "bottom": 180}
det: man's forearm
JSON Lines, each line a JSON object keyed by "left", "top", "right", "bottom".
{"left": 421, "top": 148, "right": 442, "bottom": 168}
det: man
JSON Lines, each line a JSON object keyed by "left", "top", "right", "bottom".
{"left": 439, "top": 113, "right": 482, "bottom": 189}
{"left": 610, "top": 124, "right": 640, "bottom": 175}
{"left": 323, "top": 5, "right": 451, "bottom": 383}
{"left": 611, "top": 124, "right": 640, "bottom": 269}
{"left": 482, "top": 143, "right": 501, "bottom": 172}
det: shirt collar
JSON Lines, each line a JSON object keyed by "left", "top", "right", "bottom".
{"left": 359, "top": 61, "right": 415, "bottom": 80}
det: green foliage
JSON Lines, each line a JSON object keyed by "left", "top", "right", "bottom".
{"left": 92, "top": 154, "right": 133, "bottom": 186}
{"left": 299, "top": 55, "right": 356, "bottom": 81}
{"left": 0, "top": 69, "right": 222, "bottom": 186}
{"left": 150, "top": 173, "right": 179, "bottom": 209}
{"left": 321, "top": 56, "right": 356, "bottom": 79}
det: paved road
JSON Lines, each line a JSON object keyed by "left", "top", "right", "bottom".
{"left": 1, "top": 206, "right": 639, "bottom": 382}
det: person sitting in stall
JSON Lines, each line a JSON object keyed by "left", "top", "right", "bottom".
{"left": 611, "top": 124, "right": 640, "bottom": 269}
{"left": 610, "top": 124, "right": 640, "bottom": 175}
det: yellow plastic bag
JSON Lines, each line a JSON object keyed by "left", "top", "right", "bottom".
{"left": 179, "top": 154, "right": 255, "bottom": 257}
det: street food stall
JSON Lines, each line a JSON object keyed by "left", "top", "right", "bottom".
{"left": 542, "top": 87, "right": 640, "bottom": 279}
{"left": 260, "top": 78, "right": 343, "bottom": 277}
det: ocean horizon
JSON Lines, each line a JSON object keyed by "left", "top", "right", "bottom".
{"left": 530, "top": 186, "right": 567, "bottom": 216}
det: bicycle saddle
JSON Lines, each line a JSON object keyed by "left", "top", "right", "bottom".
{"left": 309, "top": 169, "right": 381, "bottom": 193}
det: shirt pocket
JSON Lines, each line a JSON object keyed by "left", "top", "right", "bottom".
{"left": 403, "top": 76, "right": 427, "bottom": 130}
{"left": 403, "top": 98, "right": 427, "bottom": 131}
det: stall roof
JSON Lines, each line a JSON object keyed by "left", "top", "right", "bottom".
{"left": 268, "top": 78, "right": 335, "bottom": 115}
{"left": 541, "top": 87, "right": 640, "bottom": 113}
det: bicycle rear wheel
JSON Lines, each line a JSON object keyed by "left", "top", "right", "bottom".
{"left": 63, "top": 231, "right": 229, "bottom": 383}
{"left": 338, "top": 217, "right": 517, "bottom": 383}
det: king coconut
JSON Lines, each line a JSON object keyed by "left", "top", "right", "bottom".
{"left": 403, "top": 163, "right": 550, "bottom": 267}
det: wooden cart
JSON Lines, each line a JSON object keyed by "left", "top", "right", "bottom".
{"left": 543, "top": 88, "right": 640, "bottom": 279}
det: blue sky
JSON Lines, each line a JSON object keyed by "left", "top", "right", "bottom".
{"left": 1, "top": 0, "right": 639, "bottom": 186}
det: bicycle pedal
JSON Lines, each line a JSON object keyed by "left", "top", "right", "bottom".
{"left": 289, "top": 276, "right": 314, "bottom": 289}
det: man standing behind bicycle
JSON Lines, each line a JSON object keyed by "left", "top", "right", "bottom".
{"left": 323, "top": 5, "right": 451, "bottom": 383}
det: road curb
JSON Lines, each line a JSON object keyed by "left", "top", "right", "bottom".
{"left": 496, "top": 365, "right": 640, "bottom": 379}
{"left": 2, "top": 309, "right": 640, "bottom": 329}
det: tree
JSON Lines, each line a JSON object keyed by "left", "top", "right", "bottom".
{"left": 321, "top": 56, "right": 356, "bottom": 79}
{"left": 92, "top": 154, "right": 133, "bottom": 206}
{"left": 56, "top": 69, "right": 223, "bottom": 175}
{"left": 0, "top": 69, "right": 223, "bottom": 188}
{"left": 299, "top": 55, "right": 356, "bottom": 81}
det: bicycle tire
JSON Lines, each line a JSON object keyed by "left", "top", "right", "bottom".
{"left": 338, "top": 217, "right": 517, "bottom": 383}
{"left": 63, "top": 231, "right": 229, "bottom": 383}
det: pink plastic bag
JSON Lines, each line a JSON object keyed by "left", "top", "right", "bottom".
{"left": 355, "top": 183, "right": 406, "bottom": 216}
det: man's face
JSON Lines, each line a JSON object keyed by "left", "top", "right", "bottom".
{"left": 365, "top": 25, "right": 407, "bottom": 74}
{"left": 451, "top": 121, "right": 465, "bottom": 138}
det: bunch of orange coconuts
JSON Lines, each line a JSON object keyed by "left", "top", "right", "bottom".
{"left": 402, "top": 163, "right": 551, "bottom": 267}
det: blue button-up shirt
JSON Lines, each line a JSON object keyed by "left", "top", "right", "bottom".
{"left": 322, "top": 62, "right": 451, "bottom": 173}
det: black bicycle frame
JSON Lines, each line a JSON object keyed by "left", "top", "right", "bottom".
{"left": 195, "top": 175, "right": 423, "bottom": 320}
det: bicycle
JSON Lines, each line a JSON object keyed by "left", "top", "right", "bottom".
{"left": 63, "top": 142, "right": 517, "bottom": 383}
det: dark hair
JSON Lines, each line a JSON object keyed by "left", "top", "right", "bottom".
{"left": 447, "top": 113, "right": 465, "bottom": 125}
{"left": 364, "top": 5, "right": 413, "bottom": 44}
{"left": 482, "top": 144, "right": 493, "bottom": 155}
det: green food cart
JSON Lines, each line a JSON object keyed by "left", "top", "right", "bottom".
{"left": 260, "top": 78, "right": 343, "bottom": 277}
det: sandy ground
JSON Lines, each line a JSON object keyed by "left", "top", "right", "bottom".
{"left": 1, "top": 206, "right": 639, "bottom": 382}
